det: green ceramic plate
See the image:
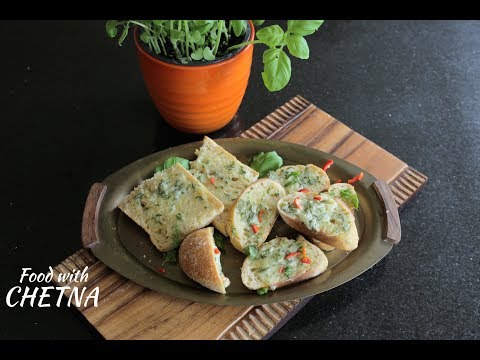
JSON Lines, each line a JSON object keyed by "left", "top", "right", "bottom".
{"left": 90, "top": 138, "right": 394, "bottom": 306}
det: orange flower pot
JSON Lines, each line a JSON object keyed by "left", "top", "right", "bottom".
{"left": 134, "top": 21, "right": 255, "bottom": 134}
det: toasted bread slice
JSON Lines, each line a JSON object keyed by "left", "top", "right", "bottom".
{"left": 278, "top": 192, "right": 358, "bottom": 251}
{"left": 241, "top": 235, "right": 328, "bottom": 291}
{"left": 327, "top": 183, "right": 359, "bottom": 210}
{"left": 310, "top": 183, "right": 359, "bottom": 251}
{"left": 179, "top": 227, "right": 230, "bottom": 294}
{"left": 190, "top": 136, "right": 259, "bottom": 235}
{"left": 310, "top": 238, "right": 336, "bottom": 251}
{"left": 226, "top": 179, "right": 285, "bottom": 253}
{"left": 118, "top": 163, "right": 224, "bottom": 252}
{"left": 268, "top": 164, "right": 330, "bottom": 195}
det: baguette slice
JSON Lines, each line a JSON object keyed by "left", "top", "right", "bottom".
{"left": 268, "top": 164, "right": 330, "bottom": 195}
{"left": 179, "top": 227, "right": 230, "bottom": 294}
{"left": 241, "top": 235, "right": 328, "bottom": 291}
{"left": 190, "top": 136, "right": 259, "bottom": 235}
{"left": 311, "top": 238, "right": 336, "bottom": 251}
{"left": 227, "top": 179, "right": 285, "bottom": 253}
{"left": 311, "top": 183, "right": 360, "bottom": 250}
{"left": 326, "top": 183, "right": 359, "bottom": 210}
{"left": 118, "top": 163, "right": 224, "bottom": 252}
{"left": 278, "top": 192, "right": 359, "bottom": 251}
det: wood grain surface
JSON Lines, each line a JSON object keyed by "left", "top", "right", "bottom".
{"left": 53, "top": 96, "right": 428, "bottom": 340}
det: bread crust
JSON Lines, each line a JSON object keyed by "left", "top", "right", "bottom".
{"left": 226, "top": 179, "right": 285, "bottom": 253}
{"left": 278, "top": 194, "right": 359, "bottom": 251}
{"left": 310, "top": 238, "right": 336, "bottom": 251}
{"left": 178, "top": 227, "right": 229, "bottom": 294}
{"left": 241, "top": 236, "right": 328, "bottom": 290}
{"left": 118, "top": 163, "right": 224, "bottom": 252}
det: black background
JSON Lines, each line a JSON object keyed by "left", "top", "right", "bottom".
{"left": 1, "top": 20, "right": 479, "bottom": 339}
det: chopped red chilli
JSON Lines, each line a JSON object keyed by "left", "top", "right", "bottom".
{"left": 294, "top": 197, "right": 302, "bottom": 209}
{"left": 322, "top": 159, "right": 334, "bottom": 172}
{"left": 285, "top": 251, "right": 300, "bottom": 260}
{"left": 347, "top": 172, "right": 364, "bottom": 184}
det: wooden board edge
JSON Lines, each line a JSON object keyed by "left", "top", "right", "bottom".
{"left": 240, "top": 95, "right": 312, "bottom": 139}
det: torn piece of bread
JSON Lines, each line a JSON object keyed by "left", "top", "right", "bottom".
{"left": 241, "top": 235, "right": 328, "bottom": 291}
{"left": 118, "top": 163, "right": 224, "bottom": 252}
{"left": 189, "top": 136, "right": 259, "bottom": 235}
{"left": 326, "top": 183, "right": 359, "bottom": 210}
{"left": 268, "top": 164, "right": 330, "bottom": 195}
{"left": 278, "top": 192, "right": 358, "bottom": 251}
{"left": 179, "top": 227, "right": 230, "bottom": 294}
{"left": 226, "top": 179, "right": 285, "bottom": 253}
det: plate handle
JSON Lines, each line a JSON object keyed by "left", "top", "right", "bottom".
{"left": 372, "top": 179, "right": 401, "bottom": 245}
{"left": 81, "top": 183, "right": 107, "bottom": 248}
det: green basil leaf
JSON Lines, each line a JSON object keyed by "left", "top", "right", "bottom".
{"left": 256, "top": 25, "right": 284, "bottom": 47}
{"left": 231, "top": 20, "right": 247, "bottom": 37}
{"left": 191, "top": 47, "right": 204, "bottom": 60}
{"left": 262, "top": 49, "right": 291, "bottom": 92}
{"left": 152, "top": 20, "right": 164, "bottom": 26}
{"left": 249, "top": 151, "right": 284, "bottom": 177}
{"left": 257, "top": 287, "right": 269, "bottom": 295}
{"left": 203, "top": 46, "right": 215, "bottom": 61}
{"left": 287, "top": 20, "right": 324, "bottom": 36}
{"left": 263, "top": 48, "right": 280, "bottom": 64}
{"left": 339, "top": 189, "right": 359, "bottom": 209}
{"left": 155, "top": 157, "right": 190, "bottom": 173}
{"left": 252, "top": 20, "right": 265, "bottom": 27}
{"left": 286, "top": 34, "right": 309, "bottom": 59}
{"left": 245, "top": 245, "right": 259, "bottom": 260}
{"left": 105, "top": 20, "right": 120, "bottom": 38}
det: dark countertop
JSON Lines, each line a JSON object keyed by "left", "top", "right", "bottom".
{"left": 1, "top": 20, "right": 479, "bottom": 340}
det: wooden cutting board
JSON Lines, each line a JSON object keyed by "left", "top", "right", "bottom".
{"left": 53, "top": 96, "right": 427, "bottom": 340}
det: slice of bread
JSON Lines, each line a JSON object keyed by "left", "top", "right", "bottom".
{"left": 241, "top": 235, "right": 328, "bottom": 291}
{"left": 327, "top": 183, "right": 359, "bottom": 210}
{"left": 226, "top": 179, "right": 285, "bottom": 253}
{"left": 190, "top": 136, "right": 259, "bottom": 235}
{"left": 310, "top": 183, "right": 359, "bottom": 251}
{"left": 268, "top": 164, "right": 330, "bottom": 195}
{"left": 118, "top": 163, "right": 224, "bottom": 252}
{"left": 179, "top": 227, "right": 230, "bottom": 294}
{"left": 278, "top": 192, "right": 358, "bottom": 251}
{"left": 310, "top": 238, "right": 336, "bottom": 251}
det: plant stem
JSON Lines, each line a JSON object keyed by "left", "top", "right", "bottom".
{"left": 227, "top": 40, "right": 263, "bottom": 51}
{"left": 129, "top": 20, "right": 149, "bottom": 30}
{"left": 223, "top": 22, "right": 229, "bottom": 42}
{"left": 213, "top": 20, "right": 223, "bottom": 56}
{"left": 157, "top": 33, "right": 167, "bottom": 55}
{"left": 184, "top": 20, "right": 190, "bottom": 58}
{"left": 177, "top": 20, "right": 185, "bottom": 56}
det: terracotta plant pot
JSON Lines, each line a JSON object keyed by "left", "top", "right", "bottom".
{"left": 134, "top": 21, "right": 255, "bottom": 134}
